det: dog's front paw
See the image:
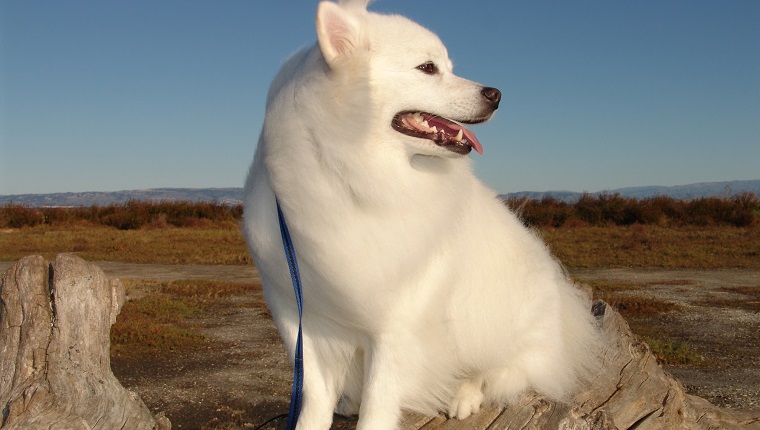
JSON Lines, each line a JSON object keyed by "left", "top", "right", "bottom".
{"left": 335, "top": 395, "right": 360, "bottom": 417}
{"left": 448, "top": 380, "right": 484, "bottom": 420}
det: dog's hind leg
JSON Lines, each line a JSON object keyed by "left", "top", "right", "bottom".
{"left": 448, "top": 376, "right": 485, "bottom": 420}
{"left": 482, "top": 366, "right": 530, "bottom": 405}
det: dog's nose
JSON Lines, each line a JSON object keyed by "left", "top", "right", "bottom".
{"left": 481, "top": 87, "right": 501, "bottom": 109}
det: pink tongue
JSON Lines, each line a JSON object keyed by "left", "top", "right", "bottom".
{"left": 461, "top": 127, "right": 483, "bottom": 155}
{"left": 426, "top": 117, "right": 483, "bottom": 155}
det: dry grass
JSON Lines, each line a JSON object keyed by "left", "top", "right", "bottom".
{"left": 160, "top": 279, "right": 257, "bottom": 299}
{"left": 0, "top": 225, "right": 251, "bottom": 265}
{"left": 2, "top": 197, "right": 758, "bottom": 268}
{"left": 540, "top": 224, "right": 760, "bottom": 269}
{"left": 0, "top": 200, "right": 242, "bottom": 229}
{"left": 644, "top": 338, "right": 703, "bottom": 366}
{"left": 110, "top": 293, "right": 205, "bottom": 358}
{"left": 111, "top": 279, "right": 261, "bottom": 359}
{"left": 3, "top": 223, "right": 759, "bottom": 269}
{"left": 507, "top": 192, "right": 758, "bottom": 228}
{"left": 695, "top": 285, "right": 760, "bottom": 311}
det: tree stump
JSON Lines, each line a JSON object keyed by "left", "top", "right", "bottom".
{"left": 0, "top": 254, "right": 170, "bottom": 430}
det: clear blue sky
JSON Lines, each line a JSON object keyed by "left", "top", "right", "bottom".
{"left": 1, "top": 0, "right": 758, "bottom": 196}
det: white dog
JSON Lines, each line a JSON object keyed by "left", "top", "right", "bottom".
{"left": 243, "top": 1, "right": 601, "bottom": 429}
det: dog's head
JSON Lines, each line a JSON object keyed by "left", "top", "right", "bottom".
{"left": 316, "top": 1, "right": 501, "bottom": 158}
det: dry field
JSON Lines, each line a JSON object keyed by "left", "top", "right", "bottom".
{"left": 1, "top": 198, "right": 759, "bottom": 428}
{"left": 2, "top": 223, "right": 759, "bottom": 269}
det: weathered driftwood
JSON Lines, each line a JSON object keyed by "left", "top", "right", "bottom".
{"left": 0, "top": 254, "right": 170, "bottom": 430}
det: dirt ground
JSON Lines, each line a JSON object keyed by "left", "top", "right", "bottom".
{"left": 3, "top": 261, "right": 757, "bottom": 429}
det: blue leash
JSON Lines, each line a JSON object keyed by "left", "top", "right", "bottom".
{"left": 276, "top": 199, "right": 304, "bottom": 430}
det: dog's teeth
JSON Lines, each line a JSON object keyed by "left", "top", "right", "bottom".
{"left": 421, "top": 120, "right": 429, "bottom": 128}
{"left": 431, "top": 126, "right": 437, "bottom": 133}
{"left": 453, "top": 129, "right": 464, "bottom": 142}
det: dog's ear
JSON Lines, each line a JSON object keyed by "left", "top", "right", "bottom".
{"left": 316, "top": 1, "right": 365, "bottom": 68}
{"left": 338, "top": 0, "right": 372, "bottom": 9}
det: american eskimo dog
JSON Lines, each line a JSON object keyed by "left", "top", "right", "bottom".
{"left": 243, "top": 1, "right": 601, "bottom": 429}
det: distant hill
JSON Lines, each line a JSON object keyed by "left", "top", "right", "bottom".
{"left": 0, "top": 188, "right": 244, "bottom": 207}
{"left": 1, "top": 180, "right": 758, "bottom": 207}
{"left": 502, "top": 180, "right": 760, "bottom": 202}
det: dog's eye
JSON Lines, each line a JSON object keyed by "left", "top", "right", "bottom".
{"left": 416, "top": 62, "right": 438, "bottom": 75}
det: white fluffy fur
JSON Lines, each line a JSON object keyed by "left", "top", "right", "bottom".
{"left": 243, "top": 2, "right": 601, "bottom": 429}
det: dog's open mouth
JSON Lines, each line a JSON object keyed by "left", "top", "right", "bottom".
{"left": 392, "top": 112, "right": 483, "bottom": 155}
